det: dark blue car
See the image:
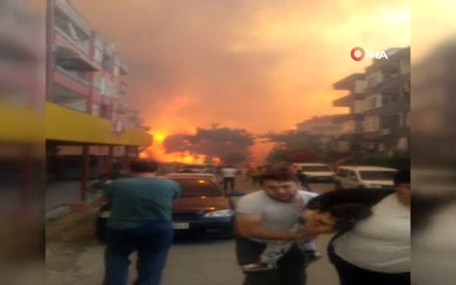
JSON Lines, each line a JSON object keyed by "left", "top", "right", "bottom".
{"left": 96, "top": 177, "right": 237, "bottom": 241}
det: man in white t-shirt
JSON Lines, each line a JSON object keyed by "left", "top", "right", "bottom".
{"left": 221, "top": 165, "right": 238, "bottom": 193}
{"left": 235, "top": 169, "right": 333, "bottom": 285}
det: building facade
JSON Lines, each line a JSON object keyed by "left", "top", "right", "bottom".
{"left": 46, "top": 0, "right": 152, "bottom": 198}
{"left": 296, "top": 115, "right": 345, "bottom": 136}
{"left": 332, "top": 47, "right": 410, "bottom": 156}
{"left": 296, "top": 115, "right": 346, "bottom": 152}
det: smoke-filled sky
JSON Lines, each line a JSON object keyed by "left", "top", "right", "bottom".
{"left": 71, "top": 0, "right": 409, "bottom": 162}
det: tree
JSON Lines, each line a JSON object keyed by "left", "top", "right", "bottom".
{"left": 162, "top": 126, "right": 255, "bottom": 165}
{"left": 266, "top": 145, "right": 291, "bottom": 164}
{"left": 192, "top": 127, "right": 255, "bottom": 164}
{"left": 287, "top": 149, "right": 318, "bottom": 162}
{"left": 262, "top": 131, "right": 321, "bottom": 164}
{"left": 261, "top": 131, "right": 320, "bottom": 149}
{"left": 163, "top": 134, "right": 193, "bottom": 153}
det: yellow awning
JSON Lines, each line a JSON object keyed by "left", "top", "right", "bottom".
{"left": 45, "top": 102, "right": 152, "bottom": 146}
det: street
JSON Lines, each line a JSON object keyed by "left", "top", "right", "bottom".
{"left": 46, "top": 180, "right": 339, "bottom": 285}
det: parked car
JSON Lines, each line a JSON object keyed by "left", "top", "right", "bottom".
{"left": 96, "top": 177, "right": 237, "bottom": 242}
{"left": 163, "top": 172, "right": 219, "bottom": 184}
{"left": 334, "top": 166, "right": 398, "bottom": 190}
{"left": 177, "top": 164, "right": 216, "bottom": 173}
{"left": 290, "top": 163, "right": 336, "bottom": 183}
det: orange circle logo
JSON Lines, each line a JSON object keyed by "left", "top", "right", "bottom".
{"left": 351, "top": 47, "right": 365, "bottom": 61}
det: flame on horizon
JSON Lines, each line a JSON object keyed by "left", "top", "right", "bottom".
{"left": 140, "top": 129, "right": 223, "bottom": 164}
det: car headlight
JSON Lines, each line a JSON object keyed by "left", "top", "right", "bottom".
{"left": 203, "top": 209, "right": 234, "bottom": 218}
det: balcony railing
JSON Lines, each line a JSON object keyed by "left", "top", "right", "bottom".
{"left": 54, "top": 26, "right": 90, "bottom": 56}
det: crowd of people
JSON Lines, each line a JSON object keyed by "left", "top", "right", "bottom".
{"left": 98, "top": 159, "right": 410, "bottom": 285}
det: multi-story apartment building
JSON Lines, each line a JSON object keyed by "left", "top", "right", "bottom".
{"left": 46, "top": 0, "right": 151, "bottom": 199}
{"left": 332, "top": 73, "right": 367, "bottom": 153}
{"left": 362, "top": 48, "right": 410, "bottom": 153}
{"left": 296, "top": 115, "right": 346, "bottom": 153}
{"left": 296, "top": 115, "right": 344, "bottom": 137}
{"left": 332, "top": 47, "right": 410, "bottom": 155}
{"left": 332, "top": 73, "right": 368, "bottom": 135}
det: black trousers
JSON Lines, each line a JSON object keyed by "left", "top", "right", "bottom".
{"left": 328, "top": 243, "right": 410, "bottom": 285}
{"left": 236, "top": 236, "right": 307, "bottom": 285}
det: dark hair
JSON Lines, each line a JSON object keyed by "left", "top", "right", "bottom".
{"left": 394, "top": 170, "right": 410, "bottom": 185}
{"left": 129, "top": 159, "right": 159, "bottom": 173}
{"left": 259, "top": 167, "right": 299, "bottom": 185}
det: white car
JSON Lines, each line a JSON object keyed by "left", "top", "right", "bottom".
{"left": 334, "top": 166, "right": 398, "bottom": 190}
{"left": 163, "top": 172, "right": 219, "bottom": 184}
{"left": 290, "top": 163, "right": 336, "bottom": 183}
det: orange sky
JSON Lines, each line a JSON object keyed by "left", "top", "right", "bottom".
{"left": 71, "top": 0, "right": 410, "bottom": 164}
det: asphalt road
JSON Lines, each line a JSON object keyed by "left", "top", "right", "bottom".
{"left": 163, "top": 181, "right": 339, "bottom": 285}
{"left": 46, "top": 180, "right": 339, "bottom": 285}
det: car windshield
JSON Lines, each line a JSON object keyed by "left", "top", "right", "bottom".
{"left": 359, "top": 171, "right": 396, "bottom": 181}
{"left": 301, "top": 166, "right": 331, "bottom": 172}
{"left": 176, "top": 179, "right": 223, "bottom": 197}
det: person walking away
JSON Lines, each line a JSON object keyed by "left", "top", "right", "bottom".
{"left": 102, "top": 159, "right": 181, "bottom": 285}
{"left": 221, "top": 165, "right": 238, "bottom": 193}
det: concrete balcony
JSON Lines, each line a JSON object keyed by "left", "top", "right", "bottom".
{"left": 363, "top": 101, "right": 409, "bottom": 116}
{"left": 333, "top": 93, "right": 365, "bottom": 107}
{"left": 377, "top": 74, "right": 409, "bottom": 93}
{"left": 333, "top": 113, "right": 364, "bottom": 122}
{"left": 53, "top": 31, "right": 97, "bottom": 72}
{"left": 53, "top": 67, "right": 91, "bottom": 96}
{"left": 55, "top": 0, "right": 92, "bottom": 37}
{"left": 333, "top": 73, "right": 365, "bottom": 91}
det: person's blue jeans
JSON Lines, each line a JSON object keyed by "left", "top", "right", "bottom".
{"left": 104, "top": 221, "right": 174, "bottom": 285}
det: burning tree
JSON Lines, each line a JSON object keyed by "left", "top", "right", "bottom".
{"left": 163, "top": 126, "right": 255, "bottom": 165}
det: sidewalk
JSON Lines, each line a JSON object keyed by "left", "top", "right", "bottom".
{"left": 46, "top": 180, "right": 94, "bottom": 220}
{"left": 45, "top": 175, "right": 339, "bottom": 285}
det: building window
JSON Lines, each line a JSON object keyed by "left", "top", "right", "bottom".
{"left": 92, "top": 103, "right": 99, "bottom": 117}
{"left": 100, "top": 104, "right": 109, "bottom": 119}
{"left": 54, "top": 8, "right": 90, "bottom": 51}
{"left": 102, "top": 54, "right": 112, "bottom": 71}
{"left": 400, "top": 58, "right": 410, "bottom": 75}
{"left": 364, "top": 96, "right": 382, "bottom": 110}
{"left": 380, "top": 115, "right": 400, "bottom": 130}
{"left": 94, "top": 48, "right": 103, "bottom": 63}
{"left": 100, "top": 78, "right": 105, "bottom": 94}
{"left": 405, "top": 112, "right": 410, "bottom": 128}
{"left": 364, "top": 116, "right": 379, "bottom": 132}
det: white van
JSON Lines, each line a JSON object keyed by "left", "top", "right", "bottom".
{"left": 290, "top": 163, "right": 335, "bottom": 182}
{"left": 334, "top": 166, "right": 398, "bottom": 190}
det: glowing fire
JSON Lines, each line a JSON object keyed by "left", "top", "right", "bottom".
{"left": 136, "top": 92, "right": 226, "bottom": 164}
{"left": 138, "top": 129, "right": 221, "bottom": 164}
